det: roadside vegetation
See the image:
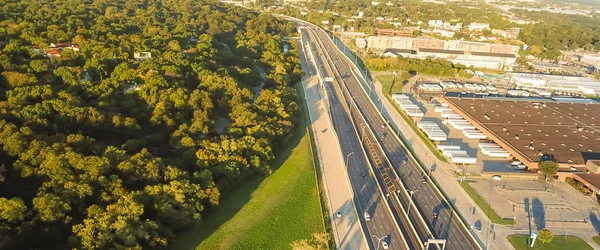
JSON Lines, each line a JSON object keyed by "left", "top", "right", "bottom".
{"left": 458, "top": 181, "right": 515, "bottom": 226}
{"left": 174, "top": 105, "right": 325, "bottom": 249}
{"left": 507, "top": 234, "right": 592, "bottom": 250}
{"left": 592, "top": 236, "right": 600, "bottom": 246}
{"left": 0, "top": 0, "right": 305, "bottom": 249}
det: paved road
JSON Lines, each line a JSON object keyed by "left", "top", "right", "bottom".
{"left": 297, "top": 36, "right": 368, "bottom": 250}
{"left": 308, "top": 27, "right": 481, "bottom": 250}
{"left": 301, "top": 27, "right": 408, "bottom": 250}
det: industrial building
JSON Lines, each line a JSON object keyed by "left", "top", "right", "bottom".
{"left": 366, "top": 36, "right": 520, "bottom": 70}
{"left": 443, "top": 96, "right": 600, "bottom": 170}
{"left": 508, "top": 73, "right": 600, "bottom": 95}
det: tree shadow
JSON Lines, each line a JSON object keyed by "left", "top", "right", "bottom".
{"left": 589, "top": 211, "right": 600, "bottom": 234}
{"left": 532, "top": 197, "right": 546, "bottom": 230}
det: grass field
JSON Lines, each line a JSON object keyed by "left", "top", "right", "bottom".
{"left": 593, "top": 236, "right": 600, "bottom": 246}
{"left": 458, "top": 181, "right": 515, "bottom": 226}
{"left": 173, "top": 84, "right": 325, "bottom": 249}
{"left": 507, "top": 234, "right": 592, "bottom": 250}
{"left": 376, "top": 75, "right": 404, "bottom": 94}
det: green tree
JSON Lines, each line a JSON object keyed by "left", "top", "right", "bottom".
{"left": 537, "top": 228, "right": 554, "bottom": 244}
{"left": 538, "top": 161, "right": 559, "bottom": 180}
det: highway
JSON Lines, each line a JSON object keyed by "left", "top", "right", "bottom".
{"left": 301, "top": 27, "right": 408, "bottom": 250}
{"left": 305, "top": 25, "right": 481, "bottom": 250}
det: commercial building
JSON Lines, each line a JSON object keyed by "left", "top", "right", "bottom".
{"left": 443, "top": 96, "right": 600, "bottom": 169}
{"left": 508, "top": 73, "right": 600, "bottom": 95}
{"left": 367, "top": 35, "right": 520, "bottom": 56}
{"left": 468, "top": 22, "right": 490, "bottom": 31}
{"left": 375, "top": 28, "right": 415, "bottom": 37}
{"left": 367, "top": 36, "right": 519, "bottom": 70}
{"left": 581, "top": 54, "right": 600, "bottom": 71}
{"left": 491, "top": 28, "right": 521, "bottom": 39}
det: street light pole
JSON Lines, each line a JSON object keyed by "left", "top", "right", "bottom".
{"left": 407, "top": 189, "right": 419, "bottom": 216}
{"left": 346, "top": 152, "right": 355, "bottom": 168}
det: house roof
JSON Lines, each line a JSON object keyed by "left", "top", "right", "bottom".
{"left": 384, "top": 49, "right": 414, "bottom": 54}
{"left": 471, "top": 51, "right": 516, "bottom": 58}
{"left": 418, "top": 48, "right": 464, "bottom": 55}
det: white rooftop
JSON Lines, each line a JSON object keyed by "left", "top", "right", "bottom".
{"left": 508, "top": 73, "right": 600, "bottom": 95}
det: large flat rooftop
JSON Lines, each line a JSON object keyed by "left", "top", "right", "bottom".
{"left": 443, "top": 96, "right": 600, "bottom": 166}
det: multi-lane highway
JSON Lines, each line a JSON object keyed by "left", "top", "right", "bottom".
{"left": 304, "top": 24, "right": 481, "bottom": 250}
{"left": 301, "top": 27, "right": 408, "bottom": 250}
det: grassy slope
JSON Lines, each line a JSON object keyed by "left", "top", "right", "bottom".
{"left": 507, "top": 234, "right": 592, "bottom": 250}
{"left": 376, "top": 75, "right": 403, "bottom": 94}
{"left": 458, "top": 181, "right": 515, "bottom": 226}
{"left": 593, "top": 236, "right": 600, "bottom": 246}
{"left": 173, "top": 85, "right": 324, "bottom": 249}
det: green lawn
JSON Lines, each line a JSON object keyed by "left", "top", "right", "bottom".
{"left": 458, "top": 181, "right": 515, "bottom": 226}
{"left": 593, "top": 236, "right": 600, "bottom": 246}
{"left": 376, "top": 72, "right": 409, "bottom": 94}
{"left": 173, "top": 84, "right": 325, "bottom": 249}
{"left": 507, "top": 234, "right": 593, "bottom": 250}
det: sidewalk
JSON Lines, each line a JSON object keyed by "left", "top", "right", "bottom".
{"left": 298, "top": 39, "right": 368, "bottom": 250}
{"left": 370, "top": 76, "right": 600, "bottom": 250}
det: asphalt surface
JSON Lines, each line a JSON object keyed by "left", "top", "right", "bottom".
{"left": 301, "top": 28, "right": 407, "bottom": 250}
{"left": 308, "top": 27, "right": 481, "bottom": 250}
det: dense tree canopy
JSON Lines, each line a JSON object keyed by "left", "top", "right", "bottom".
{"left": 0, "top": 0, "right": 303, "bottom": 249}
{"left": 515, "top": 10, "right": 600, "bottom": 59}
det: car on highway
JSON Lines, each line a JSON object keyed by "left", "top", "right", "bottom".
{"left": 361, "top": 172, "right": 366, "bottom": 177}
{"left": 492, "top": 175, "right": 502, "bottom": 181}
{"left": 364, "top": 212, "right": 371, "bottom": 221}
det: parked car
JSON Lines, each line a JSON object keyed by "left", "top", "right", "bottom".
{"left": 510, "top": 161, "right": 522, "bottom": 166}
{"left": 336, "top": 211, "right": 341, "bottom": 218}
{"left": 382, "top": 241, "right": 389, "bottom": 250}
{"left": 492, "top": 175, "right": 502, "bottom": 181}
{"left": 514, "top": 165, "right": 527, "bottom": 170}
{"left": 364, "top": 212, "right": 371, "bottom": 221}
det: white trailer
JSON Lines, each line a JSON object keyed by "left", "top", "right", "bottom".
{"left": 450, "top": 156, "right": 477, "bottom": 164}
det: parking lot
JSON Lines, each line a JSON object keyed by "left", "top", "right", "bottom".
{"left": 402, "top": 93, "right": 523, "bottom": 174}
{"left": 468, "top": 177, "right": 598, "bottom": 231}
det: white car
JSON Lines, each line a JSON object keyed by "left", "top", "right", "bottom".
{"left": 382, "top": 241, "right": 389, "bottom": 249}
{"left": 364, "top": 212, "right": 371, "bottom": 221}
{"left": 514, "top": 165, "right": 527, "bottom": 170}
{"left": 492, "top": 175, "right": 502, "bottom": 181}
{"left": 510, "top": 161, "right": 522, "bottom": 166}
{"left": 336, "top": 211, "right": 341, "bottom": 218}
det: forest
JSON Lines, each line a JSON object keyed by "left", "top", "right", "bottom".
{"left": 0, "top": 0, "right": 303, "bottom": 249}
{"left": 514, "top": 9, "right": 600, "bottom": 59}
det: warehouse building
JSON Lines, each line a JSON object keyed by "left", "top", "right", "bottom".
{"left": 508, "top": 73, "right": 600, "bottom": 95}
{"left": 442, "top": 96, "right": 600, "bottom": 170}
